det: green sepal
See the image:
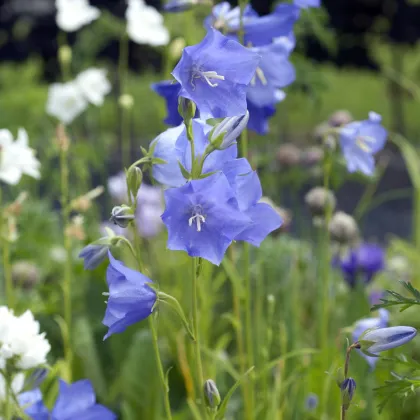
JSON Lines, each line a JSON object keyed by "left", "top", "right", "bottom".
{"left": 178, "top": 161, "right": 191, "bottom": 180}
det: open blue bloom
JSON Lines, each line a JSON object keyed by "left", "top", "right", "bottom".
{"left": 360, "top": 326, "right": 417, "bottom": 354}
{"left": 164, "top": 0, "right": 210, "bottom": 12}
{"left": 247, "top": 43, "right": 295, "bottom": 107}
{"left": 161, "top": 172, "right": 252, "bottom": 265}
{"left": 79, "top": 243, "right": 109, "bottom": 270}
{"left": 222, "top": 158, "right": 282, "bottom": 245}
{"left": 172, "top": 28, "right": 260, "bottom": 119}
{"left": 247, "top": 90, "right": 285, "bottom": 135}
{"left": 103, "top": 251, "right": 157, "bottom": 339}
{"left": 294, "top": 0, "right": 321, "bottom": 8}
{"left": 151, "top": 80, "right": 183, "bottom": 126}
{"left": 339, "top": 111, "right": 388, "bottom": 176}
{"left": 333, "top": 243, "right": 385, "bottom": 288}
{"left": 352, "top": 308, "right": 389, "bottom": 368}
{"left": 20, "top": 380, "right": 115, "bottom": 420}
{"left": 152, "top": 119, "right": 237, "bottom": 187}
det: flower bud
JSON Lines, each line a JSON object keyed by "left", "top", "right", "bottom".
{"left": 79, "top": 243, "right": 109, "bottom": 270}
{"left": 58, "top": 45, "right": 72, "bottom": 66}
{"left": 204, "top": 379, "right": 221, "bottom": 409}
{"left": 169, "top": 37, "right": 186, "bottom": 60}
{"left": 276, "top": 143, "right": 301, "bottom": 167}
{"left": 328, "top": 212, "right": 359, "bottom": 245}
{"left": 11, "top": 261, "right": 40, "bottom": 289}
{"left": 210, "top": 111, "right": 249, "bottom": 150}
{"left": 359, "top": 326, "right": 417, "bottom": 354}
{"left": 305, "top": 393, "right": 318, "bottom": 411}
{"left": 305, "top": 187, "right": 336, "bottom": 218}
{"left": 110, "top": 205, "right": 135, "bottom": 228}
{"left": 119, "top": 94, "right": 134, "bottom": 110}
{"left": 178, "top": 97, "right": 196, "bottom": 124}
{"left": 126, "top": 166, "right": 143, "bottom": 201}
{"left": 328, "top": 110, "right": 353, "bottom": 127}
{"left": 340, "top": 378, "right": 356, "bottom": 410}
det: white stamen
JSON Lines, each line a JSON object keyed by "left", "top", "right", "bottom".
{"left": 251, "top": 67, "right": 267, "bottom": 86}
{"left": 356, "top": 135, "right": 376, "bottom": 153}
{"left": 201, "top": 71, "right": 225, "bottom": 87}
{"left": 189, "top": 214, "right": 206, "bottom": 232}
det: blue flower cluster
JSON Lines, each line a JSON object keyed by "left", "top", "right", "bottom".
{"left": 154, "top": 3, "right": 302, "bottom": 134}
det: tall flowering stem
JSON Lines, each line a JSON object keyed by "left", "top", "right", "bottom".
{"left": 2, "top": 230, "right": 14, "bottom": 310}
{"left": 59, "top": 127, "right": 73, "bottom": 380}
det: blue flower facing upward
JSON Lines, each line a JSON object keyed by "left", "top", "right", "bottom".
{"left": 103, "top": 251, "right": 157, "bottom": 339}
{"left": 339, "top": 111, "right": 388, "bottom": 176}
{"left": 334, "top": 243, "right": 385, "bottom": 288}
{"left": 352, "top": 308, "right": 389, "bottom": 369}
{"left": 20, "top": 379, "right": 116, "bottom": 420}
{"left": 161, "top": 172, "right": 252, "bottom": 265}
{"left": 151, "top": 118, "right": 237, "bottom": 187}
{"left": 172, "top": 28, "right": 260, "bottom": 119}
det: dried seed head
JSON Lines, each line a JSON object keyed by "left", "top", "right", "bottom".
{"left": 328, "top": 110, "right": 353, "bottom": 127}
{"left": 305, "top": 187, "right": 336, "bottom": 218}
{"left": 328, "top": 211, "right": 359, "bottom": 245}
{"left": 276, "top": 143, "right": 301, "bottom": 167}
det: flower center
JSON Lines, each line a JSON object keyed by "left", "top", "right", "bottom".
{"left": 250, "top": 67, "right": 267, "bottom": 86}
{"left": 356, "top": 135, "right": 376, "bottom": 153}
{"left": 191, "top": 66, "right": 225, "bottom": 89}
{"left": 188, "top": 205, "right": 206, "bottom": 232}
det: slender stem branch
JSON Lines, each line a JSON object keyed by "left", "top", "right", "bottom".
{"left": 341, "top": 405, "right": 346, "bottom": 420}
{"left": 119, "top": 32, "right": 130, "bottom": 168}
{"left": 131, "top": 223, "right": 172, "bottom": 420}
{"left": 60, "top": 143, "right": 73, "bottom": 380}
{"left": 3, "top": 236, "right": 13, "bottom": 310}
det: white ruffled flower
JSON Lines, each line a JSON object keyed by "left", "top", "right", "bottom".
{"left": 0, "top": 129, "right": 41, "bottom": 185}
{"left": 76, "top": 68, "right": 111, "bottom": 106}
{"left": 56, "top": 0, "right": 101, "bottom": 32}
{"left": 0, "top": 372, "right": 25, "bottom": 402}
{"left": 0, "top": 307, "right": 50, "bottom": 371}
{"left": 126, "top": 0, "right": 170, "bottom": 47}
{"left": 46, "top": 81, "right": 88, "bottom": 124}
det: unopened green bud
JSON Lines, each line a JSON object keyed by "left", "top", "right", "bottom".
{"left": 204, "top": 379, "right": 221, "bottom": 409}
{"left": 119, "top": 94, "right": 134, "bottom": 110}
{"left": 59, "top": 45, "right": 72, "bottom": 66}
{"left": 178, "top": 97, "right": 196, "bottom": 124}
{"left": 126, "top": 166, "right": 143, "bottom": 201}
{"left": 110, "top": 205, "right": 135, "bottom": 228}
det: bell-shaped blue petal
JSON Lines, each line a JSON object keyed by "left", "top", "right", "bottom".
{"left": 294, "top": 0, "right": 321, "bottom": 8}
{"left": 79, "top": 243, "right": 109, "bottom": 270}
{"left": 103, "top": 251, "right": 157, "bottom": 339}
{"left": 172, "top": 28, "right": 260, "bottom": 119}
{"left": 352, "top": 309, "right": 389, "bottom": 368}
{"left": 247, "top": 43, "right": 295, "bottom": 107}
{"left": 151, "top": 80, "right": 183, "bottom": 126}
{"left": 161, "top": 172, "right": 252, "bottom": 265}
{"left": 361, "top": 326, "right": 417, "bottom": 354}
{"left": 52, "top": 379, "right": 116, "bottom": 420}
{"left": 18, "top": 388, "right": 49, "bottom": 420}
{"left": 339, "top": 111, "right": 388, "bottom": 176}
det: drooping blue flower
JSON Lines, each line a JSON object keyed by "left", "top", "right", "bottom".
{"left": 79, "top": 243, "right": 110, "bottom": 270}
{"left": 333, "top": 243, "right": 385, "bottom": 288}
{"left": 294, "top": 0, "right": 321, "bottom": 8}
{"left": 163, "top": 0, "right": 211, "bottom": 12}
{"left": 151, "top": 80, "right": 183, "bottom": 126}
{"left": 339, "top": 111, "right": 388, "bottom": 176}
{"left": 360, "top": 326, "right": 417, "bottom": 354}
{"left": 20, "top": 380, "right": 116, "bottom": 420}
{"left": 222, "top": 158, "right": 282, "bottom": 245}
{"left": 247, "top": 42, "right": 295, "bottom": 107}
{"left": 352, "top": 308, "right": 389, "bottom": 368}
{"left": 151, "top": 118, "right": 237, "bottom": 187}
{"left": 103, "top": 251, "right": 157, "bottom": 339}
{"left": 172, "top": 28, "right": 260, "bottom": 119}
{"left": 161, "top": 172, "right": 252, "bottom": 265}
{"left": 247, "top": 90, "right": 285, "bottom": 135}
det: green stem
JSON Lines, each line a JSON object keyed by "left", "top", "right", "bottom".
{"left": 60, "top": 144, "right": 73, "bottom": 380}
{"left": 4, "top": 377, "right": 11, "bottom": 420}
{"left": 3, "top": 237, "right": 13, "bottom": 310}
{"left": 192, "top": 257, "right": 207, "bottom": 417}
{"left": 119, "top": 33, "right": 130, "bottom": 168}
{"left": 131, "top": 224, "right": 172, "bottom": 420}
{"left": 58, "top": 32, "right": 71, "bottom": 82}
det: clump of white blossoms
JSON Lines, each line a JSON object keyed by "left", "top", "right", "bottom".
{"left": 56, "top": 0, "right": 101, "bottom": 32}
{"left": 46, "top": 69, "right": 111, "bottom": 124}
{"left": 126, "top": 0, "right": 170, "bottom": 47}
{"left": 0, "top": 307, "right": 50, "bottom": 371}
{"left": 0, "top": 129, "right": 41, "bottom": 185}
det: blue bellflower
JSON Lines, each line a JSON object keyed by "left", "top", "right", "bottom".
{"left": 161, "top": 172, "right": 252, "bottom": 265}
{"left": 164, "top": 0, "right": 211, "bottom": 12}
{"left": 339, "top": 111, "right": 388, "bottom": 176}
{"left": 152, "top": 119, "right": 237, "bottom": 187}
{"left": 360, "top": 326, "right": 417, "bottom": 354}
{"left": 222, "top": 158, "right": 282, "bottom": 245}
{"left": 247, "top": 42, "right": 295, "bottom": 107}
{"left": 172, "top": 28, "right": 260, "bottom": 119}
{"left": 294, "top": 0, "right": 321, "bottom": 8}
{"left": 151, "top": 80, "right": 184, "bottom": 126}
{"left": 103, "top": 251, "right": 157, "bottom": 339}
{"left": 352, "top": 308, "right": 389, "bottom": 369}
{"left": 334, "top": 243, "right": 385, "bottom": 288}
{"left": 79, "top": 243, "right": 109, "bottom": 270}
{"left": 21, "top": 380, "right": 116, "bottom": 420}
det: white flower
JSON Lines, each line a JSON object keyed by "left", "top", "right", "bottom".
{"left": 56, "top": 0, "right": 100, "bottom": 32}
{"left": 0, "top": 307, "right": 50, "bottom": 371}
{"left": 76, "top": 68, "right": 111, "bottom": 106}
{"left": 46, "top": 81, "right": 88, "bottom": 124}
{"left": 0, "top": 373, "right": 25, "bottom": 402}
{"left": 126, "top": 0, "right": 170, "bottom": 47}
{"left": 0, "top": 129, "right": 41, "bottom": 185}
